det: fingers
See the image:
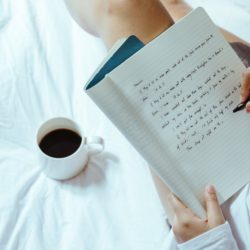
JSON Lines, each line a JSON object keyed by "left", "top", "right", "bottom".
{"left": 246, "top": 101, "right": 250, "bottom": 113}
{"left": 166, "top": 193, "right": 196, "bottom": 222}
{"left": 205, "top": 185, "right": 225, "bottom": 227}
{"left": 167, "top": 193, "right": 188, "bottom": 211}
{"left": 240, "top": 68, "right": 250, "bottom": 103}
{"left": 165, "top": 193, "right": 176, "bottom": 225}
{"left": 167, "top": 193, "right": 202, "bottom": 243}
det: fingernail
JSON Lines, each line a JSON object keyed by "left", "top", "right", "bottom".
{"left": 246, "top": 102, "right": 250, "bottom": 112}
{"left": 240, "top": 95, "right": 245, "bottom": 103}
{"left": 206, "top": 185, "right": 215, "bottom": 194}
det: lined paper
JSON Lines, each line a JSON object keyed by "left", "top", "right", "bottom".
{"left": 87, "top": 8, "right": 250, "bottom": 217}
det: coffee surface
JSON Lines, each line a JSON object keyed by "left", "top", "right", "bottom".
{"left": 39, "top": 129, "right": 82, "bottom": 158}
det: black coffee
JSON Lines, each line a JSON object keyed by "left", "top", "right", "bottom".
{"left": 39, "top": 129, "right": 82, "bottom": 158}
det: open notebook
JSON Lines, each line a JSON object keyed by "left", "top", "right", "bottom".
{"left": 85, "top": 8, "right": 250, "bottom": 218}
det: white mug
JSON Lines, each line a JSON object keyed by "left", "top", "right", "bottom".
{"left": 36, "top": 117, "right": 104, "bottom": 180}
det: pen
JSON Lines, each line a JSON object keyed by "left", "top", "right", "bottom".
{"left": 233, "top": 97, "right": 250, "bottom": 113}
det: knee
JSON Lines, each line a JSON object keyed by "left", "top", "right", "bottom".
{"left": 105, "top": 0, "right": 160, "bottom": 20}
{"left": 64, "top": 0, "right": 141, "bottom": 35}
{"left": 105, "top": 0, "right": 145, "bottom": 15}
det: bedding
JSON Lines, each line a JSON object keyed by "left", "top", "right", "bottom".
{"left": 0, "top": 0, "right": 249, "bottom": 249}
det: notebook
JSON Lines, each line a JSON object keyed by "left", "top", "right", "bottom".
{"left": 85, "top": 8, "right": 250, "bottom": 217}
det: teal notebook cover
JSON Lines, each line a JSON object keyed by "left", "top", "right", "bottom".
{"left": 86, "top": 35, "right": 144, "bottom": 90}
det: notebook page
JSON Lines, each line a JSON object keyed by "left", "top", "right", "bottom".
{"left": 87, "top": 75, "right": 205, "bottom": 217}
{"left": 106, "top": 8, "right": 250, "bottom": 214}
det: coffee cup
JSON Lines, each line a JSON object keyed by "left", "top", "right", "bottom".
{"left": 36, "top": 117, "right": 104, "bottom": 180}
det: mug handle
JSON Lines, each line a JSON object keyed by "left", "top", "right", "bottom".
{"left": 85, "top": 136, "right": 104, "bottom": 155}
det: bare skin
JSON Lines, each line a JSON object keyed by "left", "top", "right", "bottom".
{"left": 64, "top": 0, "right": 174, "bottom": 48}
{"left": 64, "top": 0, "right": 250, "bottom": 243}
{"left": 241, "top": 67, "right": 250, "bottom": 110}
{"left": 160, "top": 0, "right": 250, "bottom": 45}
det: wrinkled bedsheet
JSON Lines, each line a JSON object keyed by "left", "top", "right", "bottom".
{"left": 0, "top": 0, "right": 249, "bottom": 249}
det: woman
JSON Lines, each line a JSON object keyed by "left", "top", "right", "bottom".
{"left": 64, "top": 0, "right": 250, "bottom": 249}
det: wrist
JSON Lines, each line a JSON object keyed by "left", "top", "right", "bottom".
{"left": 177, "top": 222, "right": 238, "bottom": 250}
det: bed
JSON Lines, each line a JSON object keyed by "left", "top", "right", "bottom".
{"left": 0, "top": 0, "right": 249, "bottom": 249}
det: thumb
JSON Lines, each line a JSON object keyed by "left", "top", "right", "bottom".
{"left": 205, "top": 185, "right": 225, "bottom": 227}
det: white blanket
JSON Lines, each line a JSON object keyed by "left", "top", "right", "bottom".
{"left": 0, "top": 0, "right": 249, "bottom": 249}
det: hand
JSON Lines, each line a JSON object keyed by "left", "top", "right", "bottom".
{"left": 240, "top": 67, "right": 250, "bottom": 112}
{"left": 166, "top": 185, "right": 225, "bottom": 243}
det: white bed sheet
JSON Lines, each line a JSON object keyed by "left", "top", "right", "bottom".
{"left": 0, "top": 0, "right": 249, "bottom": 249}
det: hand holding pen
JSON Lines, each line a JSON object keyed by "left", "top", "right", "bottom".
{"left": 233, "top": 68, "right": 250, "bottom": 113}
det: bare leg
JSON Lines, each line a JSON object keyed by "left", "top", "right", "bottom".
{"left": 65, "top": 0, "right": 249, "bottom": 47}
{"left": 65, "top": 0, "right": 174, "bottom": 49}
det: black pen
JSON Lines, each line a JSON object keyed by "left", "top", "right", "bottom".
{"left": 233, "top": 97, "right": 250, "bottom": 113}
